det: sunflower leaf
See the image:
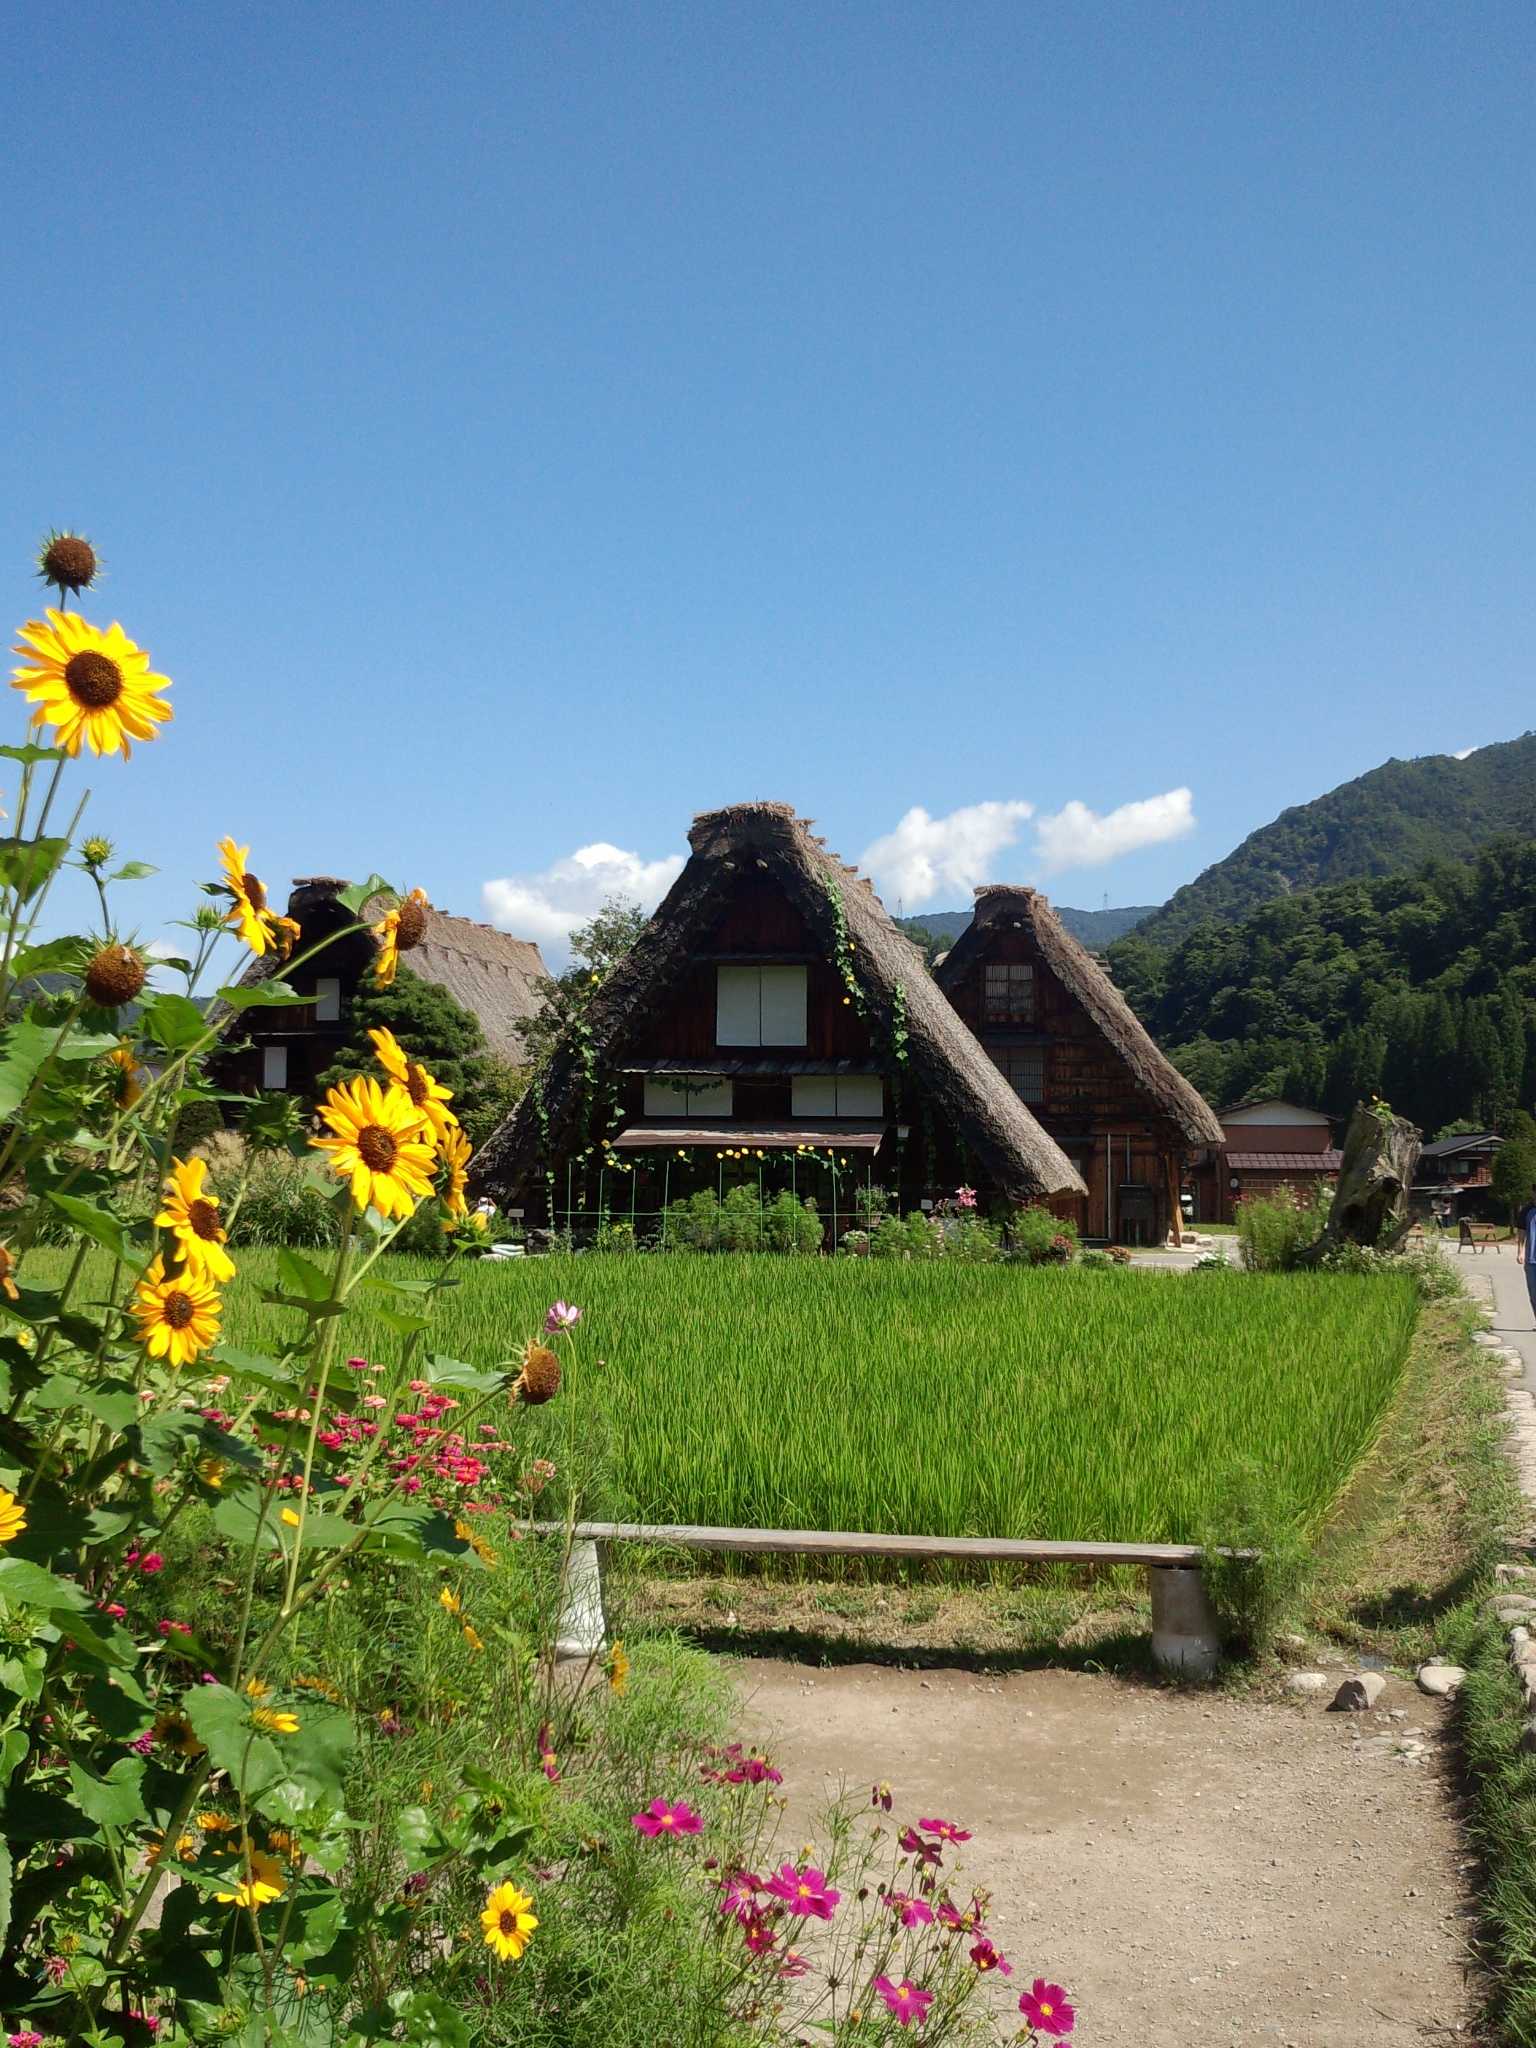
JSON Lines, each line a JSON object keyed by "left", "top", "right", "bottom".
{"left": 337, "top": 874, "right": 398, "bottom": 914}
{"left": 8, "top": 936, "right": 90, "bottom": 979}
{"left": 68, "top": 1754, "right": 146, "bottom": 1829}
{"left": 0, "top": 743, "right": 65, "bottom": 766}
{"left": 43, "top": 1193, "right": 147, "bottom": 1267}
{"left": 218, "top": 980, "right": 310, "bottom": 1009}
{"left": 142, "top": 990, "right": 211, "bottom": 1053}
{"left": 0, "top": 837, "right": 69, "bottom": 903}
{"left": 108, "top": 860, "right": 158, "bottom": 881}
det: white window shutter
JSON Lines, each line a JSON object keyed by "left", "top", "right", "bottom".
{"left": 759, "top": 966, "right": 807, "bottom": 1046}
{"left": 261, "top": 1044, "right": 289, "bottom": 1090}
{"left": 644, "top": 1075, "right": 734, "bottom": 1117}
{"left": 314, "top": 978, "right": 341, "bottom": 1023}
{"left": 716, "top": 966, "right": 761, "bottom": 1046}
{"left": 837, "top": 1074, "right": 883, "bottom": 1116}
{"left": 791, "top": 1075, "right": 837, "bottom": 1117}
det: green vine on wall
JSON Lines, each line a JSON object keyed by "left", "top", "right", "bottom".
{"left": 889, "top": 979, "right": 909, "bottom": 1067}
{"left": 820, "top": 872, "right": 866, "bottom": 1016}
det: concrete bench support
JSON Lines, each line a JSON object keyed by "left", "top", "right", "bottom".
{"left": 1149, "top": 1565, "right": 1221, "bottom": 1680}
{"left": 555, "top": 1537, "right": 608, "bottom": 1660}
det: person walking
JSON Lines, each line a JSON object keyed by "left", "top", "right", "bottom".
{"left": 1519, "top": 1184, "right": 1536, "bottom": 1326}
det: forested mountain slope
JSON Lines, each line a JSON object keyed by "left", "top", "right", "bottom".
{"left": 1107, "top": 835, "right": 1536, "bottom": 1135}
{"left": 1129, "top": 732, "right": 1536, "bottom": 951}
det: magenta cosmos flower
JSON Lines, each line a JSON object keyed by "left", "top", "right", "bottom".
{"left": 886, "top": 1890, "right": 935, "bottom": 1927}
{"left": 631, "top": 1797, "right": 702, "bottom": 1838}
{"left": 917, "top": 1816, "right": 970, "bottom": 1843}
{"left": 873, "top": 1977, "right": 933, "bottom": 2027}
{"left": 763, "top": 1863, "right": 840, "bottom": 1919}
{"left": 970, "top": 1937, "right": 1012, "bottom": 1977}
{"left": 717, "top": 1870, "right": 762, "bottom": 1923}
{"left": 898, "top": 1826, "right": 944, "bottom": 1867}
{"left": 1019, "top": 1979, "right": 1075, "bottom": 2036}
{"left": 545, "top": 1301, "right": 581, "bottom": 1332}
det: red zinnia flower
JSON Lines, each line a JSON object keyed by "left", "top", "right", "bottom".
{"left": 631, "top": 1797, "right": 702, "bottom": 1838}
{"left": 917, "top": 1816, "right": 970, "bottom": 1843}
{"left": 873, "top": 1976, "right": 933, "bottom": 2028}
{"left": 970, "top": 1938, "right": 1012, "bottom": 1976}
{"left": 763, "top": 1863, "right": 840, "bottom": 1919}
{"left": 1019, "top": 1979, "right": 1075, "bottom": 2036}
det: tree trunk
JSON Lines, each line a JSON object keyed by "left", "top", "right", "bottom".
{"left": 1297, "top": 1103, "right": 1422, "bottom": 1264}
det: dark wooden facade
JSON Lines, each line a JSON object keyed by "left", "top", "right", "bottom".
{"left": 935, "top": 890, "right": 1221, "bottom": 1244}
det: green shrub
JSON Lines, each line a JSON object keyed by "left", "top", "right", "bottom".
{"left": 869, "top": 1210, "right": 944, "bottom": 1260}
{"left": 1009, "top": 1204, "right": 1079, "bottom": 1264}
{"left": 660, "top": 1185, "right": 821, "bottom": 1254}
{"left": 227, "top": 1150, "right": 342, "bottom": 1247}
{"left": 1199, "top": 1458, "right": 1314, "bottom": 1652}
{"left": 1236, "top": 1184, "right": 1330, "bottom": 1271}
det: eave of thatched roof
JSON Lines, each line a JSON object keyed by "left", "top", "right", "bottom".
{"left": 933, "top": 886, "right": 1223, "bottom": 1147}
{"left": 471, "top": 802, "right": 1085, "bottom": 1206}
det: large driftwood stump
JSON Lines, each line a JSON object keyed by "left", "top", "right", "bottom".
{"left": 1298, "top": 1102, "right": 1422, "bottom": 1262}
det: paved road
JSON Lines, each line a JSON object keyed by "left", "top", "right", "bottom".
{"left": 1452, "top": 1241, "right": 1536, "bottom": 1392}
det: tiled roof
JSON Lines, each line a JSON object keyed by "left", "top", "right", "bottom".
{"left": 1226, "top": 1150, "right": 1343, "bottom": 1172}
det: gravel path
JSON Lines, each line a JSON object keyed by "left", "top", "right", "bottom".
{"left": 739, "top": 1660, "right": 1478, "bottom": 2045}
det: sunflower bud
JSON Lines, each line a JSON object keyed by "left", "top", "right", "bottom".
{"left": 515, "top": 1342, "right": 562, "bottom": 1406}
{"left": 79, "top": 835, "right": 114, "bottom": 871}
{"left": 37, "top": 530, "right": 99, "bottom": 596}
{"left": 84, "top": 944, "right": 146, "bottom": 1007}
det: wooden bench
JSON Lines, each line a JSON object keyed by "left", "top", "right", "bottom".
{"left": 1458, "top": 1220, "right": 1504, "bottom": 1252}
{"left": 535, "top": 1520, "right": 1246, "bottom": 1678}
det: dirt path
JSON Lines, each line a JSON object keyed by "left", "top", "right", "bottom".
{"left": 737, "top": 1660, "right": 1478, "bottom": 2045}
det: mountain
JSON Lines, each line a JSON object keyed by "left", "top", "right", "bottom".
{"left": 898, "top": 903, "right": 1158, "bottom": 953}
{"left": 1128, "top": 732, "right": 1536, "bottom": 951}
{"left": 1107, "top": 832, "right": 1536, "bottom": 1136}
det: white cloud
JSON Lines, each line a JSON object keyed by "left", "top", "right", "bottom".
{"left": 482, "top": 842, "right": 685, "bottom": 961}
{"left": 1452, "top": 745, "right": 1477, "bottom": 760}
{"left": 859, "top": 801, "right": 1035, "bottom": 909}
{"left": 1032, "top": 787, "right": 1196, "bottom": 872}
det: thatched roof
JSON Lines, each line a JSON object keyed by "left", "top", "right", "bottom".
{"left": 223, "top": 878, "right": 548, "bottom": 1063}
{"left": 471, "top": 803, "right": 1085, "bottom": 1205}
{"left": 933, "top": 886, "right": 1223, "bottom": 1147}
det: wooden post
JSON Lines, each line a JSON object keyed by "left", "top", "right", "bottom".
{"left": 1165, "top": 1150, "right": 1183, "bottom": 1248}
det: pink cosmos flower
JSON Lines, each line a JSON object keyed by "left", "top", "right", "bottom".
{"left": 545, "top": 1301, "right": 582, "bottom": 1332}
{"left": 763, "top": 1863, "right": 840, "bottom": 1919}
{"left": 970, "top": 1938, "right": 1012, "bottom": 1976}
{"left": 537, "top": 1721, "right": 560, "bottom": 1784}
{"left": 779, "top": 1950, "right": 810, "bottom": 1979}
{"left": 1019, "top": 1979, "right": 1075, "bottom": 2036}
{"left": 718, "top": 1870, "right": 762, "bottom": 1923}
{"left": 917, "top": 1816, "right": 970, "bottom": 1843}
{"left": 886, "top": 1890, "right": 935, "bottom": 1928}
{"left": 631, "top": 1798, "right": 702, "bottom": 1838}
{"left": 723, "top": 1753, "right": 783, "bottom": 1786}
{"left": 898, "top": 1826, "right": 943, "bottom": 1868}
{"left": 873, "top": 1977, "right": 933, "bottom": 2028}
{"left": 871, "top": 1780, "right": 893, "bottom": 1811}
{"left": 138, "top": 1553, "right": 165, "bottom": 1575}
{"left": 742, "top": 1914, "right": 777, "bottom": 1957}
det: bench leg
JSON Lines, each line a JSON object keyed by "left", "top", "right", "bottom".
{"left": 555, "top": 1537, "right": 608, "bottom": 1661}
{"left": 1150, "top": 1566, "right": 1221, "bottom": 1679}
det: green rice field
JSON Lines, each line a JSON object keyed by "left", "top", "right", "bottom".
{"left": 203, "top": 1253, "right": 1417, "bottom": 1545}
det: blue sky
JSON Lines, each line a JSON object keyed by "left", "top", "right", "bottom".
{"left": 4, "top": 1, "right": 1533, "bottom": 963}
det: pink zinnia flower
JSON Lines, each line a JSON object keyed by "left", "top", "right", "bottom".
{"left": 718, "top": 1870, "right": 762, "bottom": 1923}
{"left": 631, "top": 1797, "right": 702, "bottom": 1838}
{"left": 138, "top": 1553, "right": 165, "bottom": 1575}
{"left": 886, "top": 1890, "right": 935, "bottom": 1928}
{"left": 873, "top": 1977, "right": 933, "bottom": 2028}
{"left": 545, "top": 1301, "right": 582, "bottom": 1332}
{"left": 763, "top": 1863, "right": 840, "bottom": 1919}
{"left": 10, "top": 2031, "right": 45, "bottom": 2047}
{"left": 917, "top": 1816, "right": 970, "bottom": 1843}
{"left": 970, "top": 1938, "right": 1012, "bottom": 1976}
{"left": 1019, "top": 1979, "right": 1075, "bottom": 2036}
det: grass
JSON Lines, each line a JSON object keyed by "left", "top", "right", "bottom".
{"left": 138, "top": 1248, "right": 1420, "bottom": 1545}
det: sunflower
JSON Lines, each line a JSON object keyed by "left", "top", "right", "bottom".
{"left": 154, "top": 1156, "right": 237, "bottom": 1284}
{"left": 214, "top": 1848, "right": 286, "bottom": 1909}
{"left": 250, "top": 1706, "right": 299, "bottom": 1735}
{"left": 369, "top": 1028, "right": 457, "bottom": 1144}
{"left": 439, "top": 1123, "right": 472, "bottom": 1220}
{"left": 311, "top": 1075, "right": 436, "bottom": 1220}
{"left": 107, "top": 1041, "right": 143, "bottom": 1110}
{"left": 0, "top": 1243, "right": 19, "bottom": 1303}
{"left": 480, "top": 1881, "right": 538, "bottom": 1962}
{"left": 372, "top": 887, "right": 429, "bottom": 988}
{"left": 272, "top": 913, "right": 301, "bottom": 959}
{"left": 606, "top": 1640, "right": 630, "bottom": 1696}
{"left": 131, "top": 1255, "right": 223, "bottom": 1368}
{"left": 216, "top": 839, "right": 279, "bottom": 954}
{"left": 0, "top": 1486, "right": 26, "bottom": 1545}
{"left": 11, "top": 611, "right": 172, "bottom": 758}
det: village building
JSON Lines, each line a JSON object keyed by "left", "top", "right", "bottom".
{"left": 471, "top": 803, "right": 1086, "bottom": 1233}
{"left": 1413, "top": 1130, "right": 1505, "bottom": 1222}
{"left": 932, "top": 886, "right": 1223, "bottom": 1245}
{"left": 1187, "top": 1096, "right": 1342, "bottom": 1225}
{"left": 214, "top": 875, "right": 548, "bottom": 1103}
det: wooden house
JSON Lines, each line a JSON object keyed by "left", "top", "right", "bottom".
{"left": 214, "top": 875, "right": 548, "bottom": 1103}
{"left": 932, "top": 886, "right": 1222, "bottom": 1244}
{"left": 1187, "top": 1098, "right": 1341, "bottom": 1224}
{"left": 471, "top": 804, "right": 1084, "bottom": 1232}
{"left": 1414, "top": 1130, "right": 1504, "bottom": 1221}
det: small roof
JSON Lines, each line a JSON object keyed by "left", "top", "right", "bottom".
{"left": 934, "top": 886, "right": 1222, "bottom": 1147}
{"left": 1419, "top": 1131, "right": 1503, "bottom": 1159}
{"left": 1218, "top": 1096, "right": 1331, "bottom": 1121}
{"left": 1226, "top": 1150, "right": 1344, "bottom": 1172}
{"left": 612, "top": 1123, "right": 885, "bottom": 1151}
